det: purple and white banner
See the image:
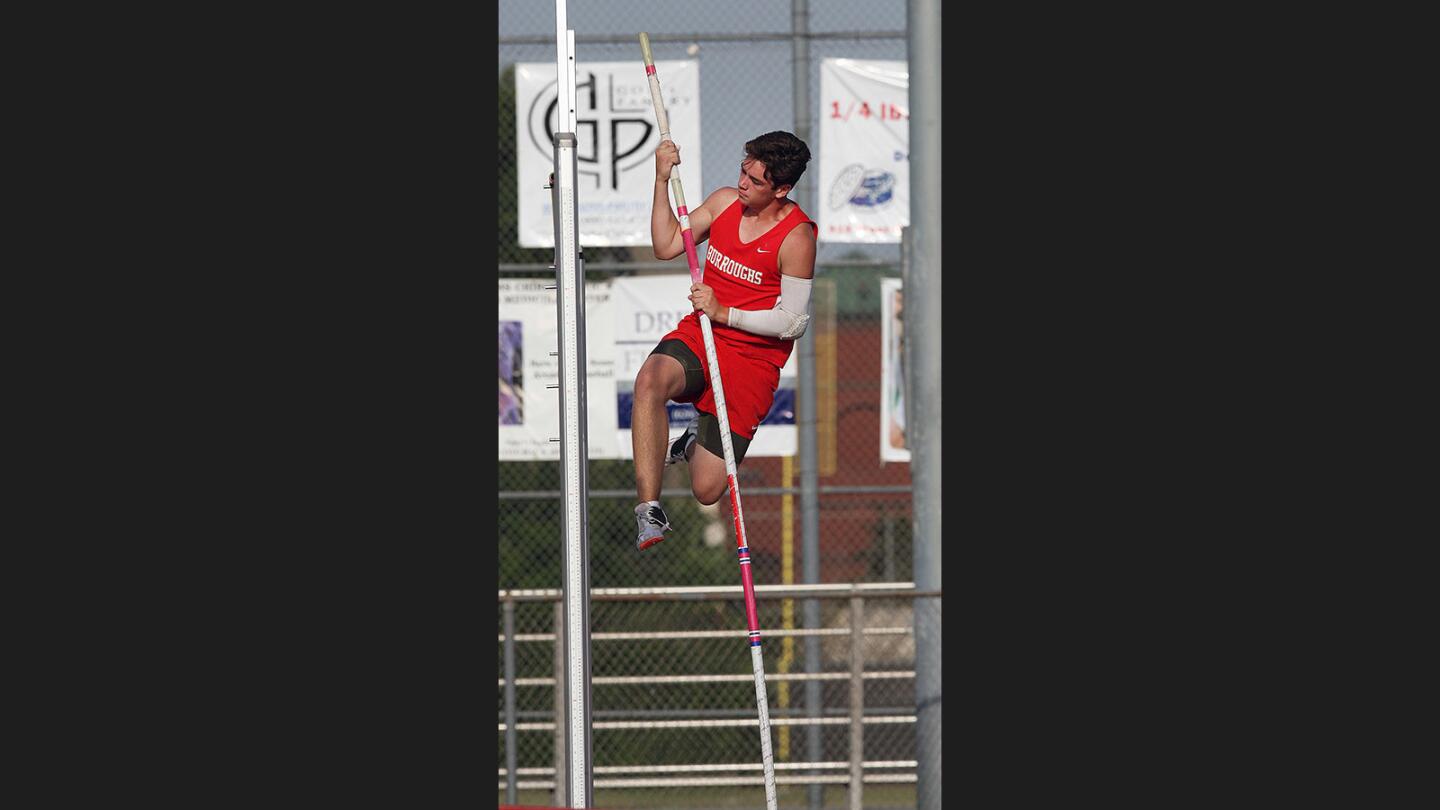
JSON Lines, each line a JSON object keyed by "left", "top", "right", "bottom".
{"left": 498, "top": 278, "right": 619, "bottom": 460}
{"left": 817, "top": 59, "right": 909, "bottom": 244}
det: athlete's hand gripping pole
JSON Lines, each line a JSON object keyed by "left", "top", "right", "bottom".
{"left": 640, "top": 33, "right": 778, "bottom": 810}
{"left": 640, "top": 33, "right": 702, "bottom": 284}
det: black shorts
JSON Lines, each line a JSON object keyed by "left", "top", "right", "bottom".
{"left": 650, "top": 338, "right": 753, "bottom": 464}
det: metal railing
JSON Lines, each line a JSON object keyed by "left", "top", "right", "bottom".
{"left": 498, "top": 583, "right": 940, "bottom": 807}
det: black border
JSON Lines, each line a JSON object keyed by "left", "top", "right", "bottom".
{"left": 109, "top": 8, "right": 504, "bottom": 807}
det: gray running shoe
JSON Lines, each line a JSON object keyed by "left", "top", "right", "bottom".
{"left": 635, "top": 503, "right": 672, "bottom": 550}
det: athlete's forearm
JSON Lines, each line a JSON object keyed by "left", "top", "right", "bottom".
{"left": 725, "top": 275, "right": 814, "bottom": 339}
{"left": 651, "top": 179, "right": 682, "bottom": 260}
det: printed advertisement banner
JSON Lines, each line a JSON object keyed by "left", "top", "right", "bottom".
{"left": 817, "top": 59, "right": 909, "bottom": 244}
{"left": 514, "top": 60, "right": 701, "bottom": 248}
{"left": 879, "top": 277, "right": 909, "bottom": 463}
{"left": 498, "top": 278, "right": 619, "bottom": 460}
{"left": 498, "top": 276, "right": 796, "bottom": 460}
{"left": 611, "top": 275, "right": 796, "bottom": 459}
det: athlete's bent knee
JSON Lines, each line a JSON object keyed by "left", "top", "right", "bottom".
{"left": 634, "top": 366, "right": 668, "bottom": 402}
{"left": 694, "top": 481, "right": 726, "bottom": 507}
{"left": 635, "top": 357, "right": 683, "bottom": 403}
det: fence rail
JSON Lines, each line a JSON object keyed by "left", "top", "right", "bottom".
{"left": 500, "top": 626, "right": 912, "bottom": 643}
{"left": 499, "top": 583, "right": 935, "bottom": 601}
{"left": 498, "top": 31, "right": 905, "bottom": 46}
{"left": 498, "top": 585, "right": 939, "bottom": 802}
{"left": 499, "top": 484, "right": 914, "bottom": 500}
{"left": 502, "top": 670, "right": 914, "bottom": 688}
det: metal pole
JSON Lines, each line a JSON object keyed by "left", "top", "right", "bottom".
{"left": 848, "top": 596, "right": 865, "bottom": 810}
{"left": 884, "top": 511, "right": 895, "bottom": 582}
{"left": 552, "top": 601, "right": 567, "bottom": 808}
{"left": 555, "top": 127, "right": 593, "bottom": 808}
{"left": 790, "top": 5, "right": 825, "bottom": 808}
{"left": 554, "top": 5, "right": 591, "bottom": 801}
{"left": 504, "top": 599, "right": 518, "bottom": 806}
{"left": 791, "top": 0, "right": 814, "bottom": 214}
{"left": 906, "top": 2, "right": 943, "bottom": 808}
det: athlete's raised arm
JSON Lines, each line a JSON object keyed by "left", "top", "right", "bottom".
{"left": 651, "top": 141, "right": 736, "bottom": 260}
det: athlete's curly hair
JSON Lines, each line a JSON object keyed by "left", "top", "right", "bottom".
{"left": 744, "top": 130, "right": 811, "bottom": 191}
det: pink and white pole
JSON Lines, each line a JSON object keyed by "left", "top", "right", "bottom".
{"left": 639, "top": 32, "right": 778, "bottom": 810}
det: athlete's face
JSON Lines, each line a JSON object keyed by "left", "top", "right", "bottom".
{"left": 738, "top": 158, "right": 790, "bottom": 206}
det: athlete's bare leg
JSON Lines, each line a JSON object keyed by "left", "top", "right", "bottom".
{"left": 687, "top": 441, "right": 729, "bottom": 506}
{"left": 632, "top": 353, "right": 689, "bottom": 503}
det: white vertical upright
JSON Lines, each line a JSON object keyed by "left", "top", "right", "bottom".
{"left": 554, "top": 3, "right": 575, "bottom": 132}
{"left": 553, "top": 2, "right": 591, "bottom": 808}
{"left": 565, "top": 30, "right": 577, "bottom": 131}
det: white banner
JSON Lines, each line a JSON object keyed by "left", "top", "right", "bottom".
{"left": 515, "top": 60, "right": 701, "bottom": 248}
{"left": 817, "top": 59, "right": 909, "bottom": 244}
{"left": 879, "top": 277, "right": 909, "bottom": 463}
{"left": 498, "top": 278, "right": 620, "bottom": 460}
{"left": 612, "top": 275, "right": 796, "bottom": 458}
{"left": 498, "top": 276, "right": 796, "bottom": 461}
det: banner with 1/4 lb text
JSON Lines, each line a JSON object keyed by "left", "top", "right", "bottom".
{"left": 817, "top": 59, "right": 909, "bottom": 244}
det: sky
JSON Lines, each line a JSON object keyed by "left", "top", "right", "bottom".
{"left": 498, "top": 2, "right": 907, "bottom": 40}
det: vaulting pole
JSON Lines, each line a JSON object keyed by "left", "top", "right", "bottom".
{"left": 639, "top": 32, "right": 779, "bottom": 810}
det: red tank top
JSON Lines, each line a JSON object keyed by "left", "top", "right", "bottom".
{"left": 688, "top": 199, "right": 817, "bottom": 367}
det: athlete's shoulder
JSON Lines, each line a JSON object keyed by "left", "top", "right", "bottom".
{"left": 780, "top": 211, "right": 817, "bottom": 246}
{"left": 778, "top": 213, "right": 817, "bottom": 278}
{"left": 705, "top": 187, "right": 741, "bottom": 210}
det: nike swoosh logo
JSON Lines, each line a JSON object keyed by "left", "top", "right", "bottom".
{"left": 757, "top": 248, "right": 772, "bottom": 253}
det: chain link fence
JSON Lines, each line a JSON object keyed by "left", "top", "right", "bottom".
{"left": 500, "top": 587, "right": 930, "bottom": 809}
{"left": 499, "top": 2, "right": 934, "bottom": 807}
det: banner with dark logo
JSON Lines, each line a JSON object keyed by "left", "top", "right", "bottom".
{"left": 514, "top": 60, "right": 701, "bottom": 248}
{"left": 818, "top": 59, "right": 909, "bottom": 243}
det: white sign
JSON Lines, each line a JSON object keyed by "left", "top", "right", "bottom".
{"left": 879, "top": 277, "right": 909, "bottom": 463}
{"left": 498, "top": 275, "right": 796, "bottom": 461}
{"left": 817, "top": 59, "right": 909, "bottom": 243}
{"left": 498, "top": 278, "right": 620, "bottom": 460}
{"left": 612, "top": 275, "right": 797, "bottom": 458}
{"left": 515, "top": 60, "right": 702, "bottom": 248}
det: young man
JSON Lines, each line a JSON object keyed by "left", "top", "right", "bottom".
{"left": 633, "top": 130, "right": 817, "bottom": 550}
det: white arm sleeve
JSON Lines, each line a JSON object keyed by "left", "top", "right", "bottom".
{"left": 727, "top": 274, "right": 813, "bottom": 339}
